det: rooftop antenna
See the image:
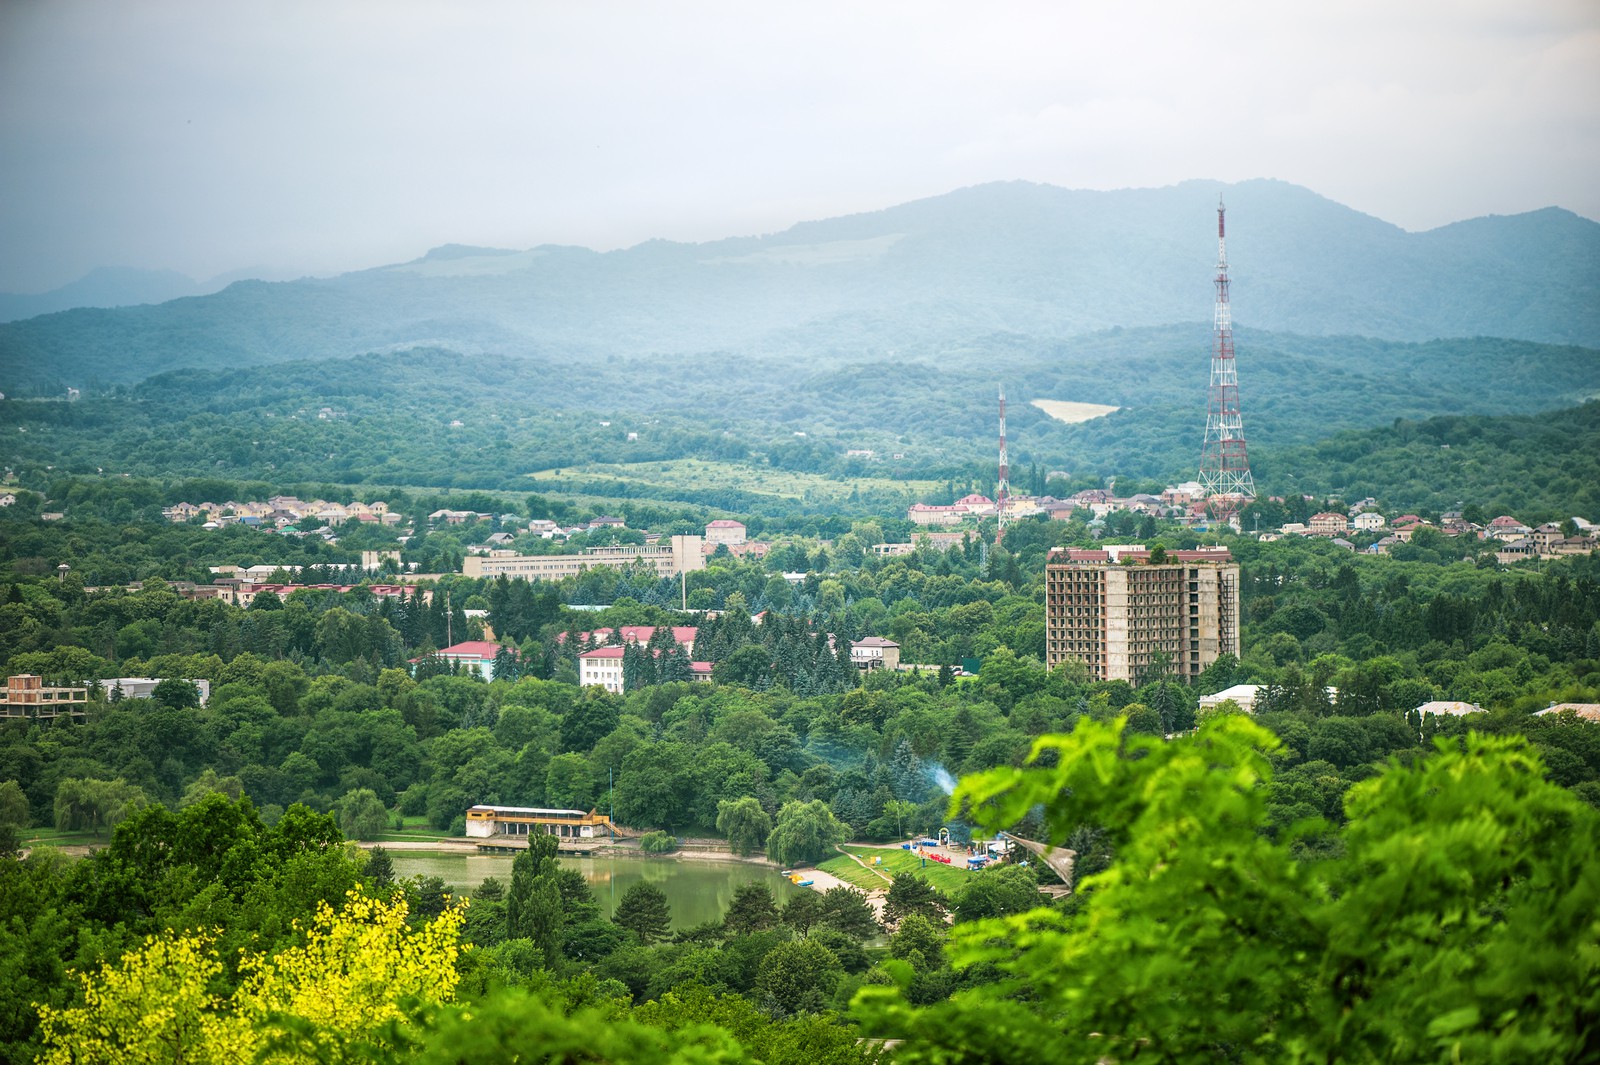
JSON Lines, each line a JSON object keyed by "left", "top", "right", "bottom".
{"left": 1198, "top": 196, "right": 1256, "bottom": 529}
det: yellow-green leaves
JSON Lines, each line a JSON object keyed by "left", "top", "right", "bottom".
{"left": 37, "top": 888, "right": 465, "bottom": 1065}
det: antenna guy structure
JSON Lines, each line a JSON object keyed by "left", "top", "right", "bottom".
{"left": 996, "top": 384, "right": 1011, "bottom": 543}
{"left": 1198, "top": 197, "right": 1255, "bottom": 528}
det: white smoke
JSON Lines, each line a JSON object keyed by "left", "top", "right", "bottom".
{"left": 927, "top": 763, "right": 958, "bottom": 795}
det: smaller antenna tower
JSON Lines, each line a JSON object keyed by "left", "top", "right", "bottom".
{"left": 996, "top": 384, "right": 1011, "bottom": 543}
{"left": 1198, "top": 196, "right": 1256, "bottom": 528}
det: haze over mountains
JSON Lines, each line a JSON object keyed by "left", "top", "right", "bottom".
{"left": 2, "top": 178, "right": 1596, "bottom": 395}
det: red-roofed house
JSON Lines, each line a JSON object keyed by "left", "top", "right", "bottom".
{"left": 410, "top": 640, "right": 507, "bottom": 680}
{"left": 1486, "top": 515, "right": 1532, "bottom": 542}
{"left": 562, "top": 626, "right": 697, "bottom": 655}
{"left": 705, "top": 519, "right": 747, "bottom": 546}
{"left": 1308, "top": 512, "right": 1349, "bottom": 536}
{"left": 577, "top": 645, "right": 713, "bottom": 692}
{"left": 955, "top": 494, "right": 997, "bottom": 516}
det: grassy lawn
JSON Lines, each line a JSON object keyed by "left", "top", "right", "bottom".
{"left": 818, "top": 852, "right": 892, "bottom": 891}
{"left": 528, "top": 459, "right": 941, "bottom": 504}
{"left": 371, "top": 816, "right": 452, "bottom": 843}
{"left": 827, "top": 844, "right": 976, "bottom": 895}
{"left": 22, "top": 825, "right": 108, "bottom": 848}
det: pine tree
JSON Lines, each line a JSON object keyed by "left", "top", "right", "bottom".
{"left": 613, "top": 883, "right": 671, "bottom": 945}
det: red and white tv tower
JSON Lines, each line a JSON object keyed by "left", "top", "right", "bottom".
{"left": 996, "top": 384, "right": 1011, "bottom": 543}
{"left": 1198, "top": 197, "right": 1255, "bottom": 528}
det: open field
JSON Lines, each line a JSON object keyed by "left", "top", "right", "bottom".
{"left": 528, "top": 459, "right": 943, "bottom": 503}
{"left": 1031, "top": 399, "right": 1121, "bottom": 424}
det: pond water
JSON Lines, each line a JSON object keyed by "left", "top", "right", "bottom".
{"left": 389, "top": 851, "right": 807, "bottom": 930}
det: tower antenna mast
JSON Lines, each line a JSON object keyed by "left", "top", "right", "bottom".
{"left": 996, "top": 384, "right": 1011, "bottom": 543}
{"left": 1198, "top": 197, "right": 1255, "bottom": 529}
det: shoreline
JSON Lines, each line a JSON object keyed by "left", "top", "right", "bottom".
{"left": 369, "top": 837, "right": 872, "bottom": 900}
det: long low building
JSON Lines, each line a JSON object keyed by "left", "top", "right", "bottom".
{"left": 465, "top": 805, "right": 620, "bottom": 839}
{"left": 463, "top": 535, "right": 705, "bottom": 580}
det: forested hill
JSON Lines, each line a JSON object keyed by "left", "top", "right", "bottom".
{"left": 2, "top": 179, "right": 1597, "bottom": 393}
{"left": 5, "top": 333, "right": 1597, "bottom": 521}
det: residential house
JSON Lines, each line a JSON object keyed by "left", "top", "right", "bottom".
{"left": 1485, "top": 515, "right": 1532, "bottom": 542}
{"left": 409, "top": 640, "right": 507, "bottom": 680}
{"left": 577, "top": 645, "right": 712, "bottom": 692}
{"left": 1415, "top": 700, "right": 1485, "bottom": 718}
{"left": 1534, "top": 703, "right": 1600, "bottom": 723}
{"left": 705, "top": 519, "right": 747, "bottom": 546}
{"left": 1198, "top": 684, "right": 1264, "bottom": 714}
{"left": 1308, "top": 512, "right": 1349, "bottom": 536}
{"left": 849, "top": 637, "right": 901, "bottom": 672}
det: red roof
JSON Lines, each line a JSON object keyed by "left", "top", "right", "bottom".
{"left": 707, "top": 519, "right": 746, "bottom": 528}
{"left": 562, "top": 626, "right": 697, "bottom": 647}
{"left": 437, "top": 641, "right": 503, "bottom": 658}
{"left": 579, "top": 645, "right": 713, "bottom": 674}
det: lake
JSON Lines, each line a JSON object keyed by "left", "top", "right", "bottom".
{"left": 389, "top": 851, "right": 807, "bottom": 930}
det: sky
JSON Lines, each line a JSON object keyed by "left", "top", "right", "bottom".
{"left": 1, "top": 0, "right": 1596, "bottom": 292}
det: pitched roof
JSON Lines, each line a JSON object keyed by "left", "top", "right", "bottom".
{"left": 436, "top": 641, "right": 504, "bottom": 658}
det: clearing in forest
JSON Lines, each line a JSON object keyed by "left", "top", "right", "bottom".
{"left": 1031, "top": 399, "right": 1120, "bottom": 423}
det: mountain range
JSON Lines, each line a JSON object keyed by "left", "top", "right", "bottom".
{"left": 1, "top": 178, "right": 1596, "bottom": 395}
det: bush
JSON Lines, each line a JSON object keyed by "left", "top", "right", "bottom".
{"left": 398, "top": 784, "right": 429, "bottom": 817}
{"left": 639, "top": 830, "right": 678, "bottom": 853}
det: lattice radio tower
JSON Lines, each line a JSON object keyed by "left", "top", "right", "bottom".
{"left": 996, "top": 384, "right": 1011, "bottom": 543}
{"left": 1198, "top": 197, "right": 1255, "bottom": 528}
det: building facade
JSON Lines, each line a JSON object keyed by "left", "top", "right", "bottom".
{"left": 705, "top": 519, "right": 747, "bottom": 546}
{"left": 2, "top": 674, "right": 88, "bottom": 719}
{"left": 1044, "top": 548, "right": 1240, "bottom": 683}
{"left": 463, "top": 535, "right": 705, "bottom": 580}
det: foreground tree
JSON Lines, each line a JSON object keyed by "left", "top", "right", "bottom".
{"left": 858, "top": 716, "right": 1600, "bottom": 1063}
{"left": 505, "top": 833, "right": 563, "bottom": 962}
{"left": 37, "top": 889, "right": 464, "bottom": 1064}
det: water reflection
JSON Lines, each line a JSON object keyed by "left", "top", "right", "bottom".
{"left": 388, "top": 851, "right": 805, "bottom": 930}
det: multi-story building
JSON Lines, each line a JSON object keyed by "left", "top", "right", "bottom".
{"left": 849, "top": 637, "right": 901, "bottom": 672}
{"left": 1, "top": 674, "right": 88, "bottom": 720}
{"left": 1044, "top": 547, "right": 1240, "bottom": 683}
{"left": 705, "top": 519, "right": 747, "bottom": 546}
{"left": 462, "top": 535, "right": 705, "bottom": 580}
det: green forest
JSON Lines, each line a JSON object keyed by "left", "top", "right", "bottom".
{"left": 4, "top": 327, "right": 1599, "bottom": 523}
{"left": 3, "top": 476, "right": 1599, "bottom": 1060}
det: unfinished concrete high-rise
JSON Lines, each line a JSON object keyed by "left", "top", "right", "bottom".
{"left": 1044, "top": 546, "right": 1240, "bottom": 684}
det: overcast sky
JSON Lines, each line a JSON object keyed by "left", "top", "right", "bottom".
{"left": 1, "top": 0, "right": 1596, "bottom": 292}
